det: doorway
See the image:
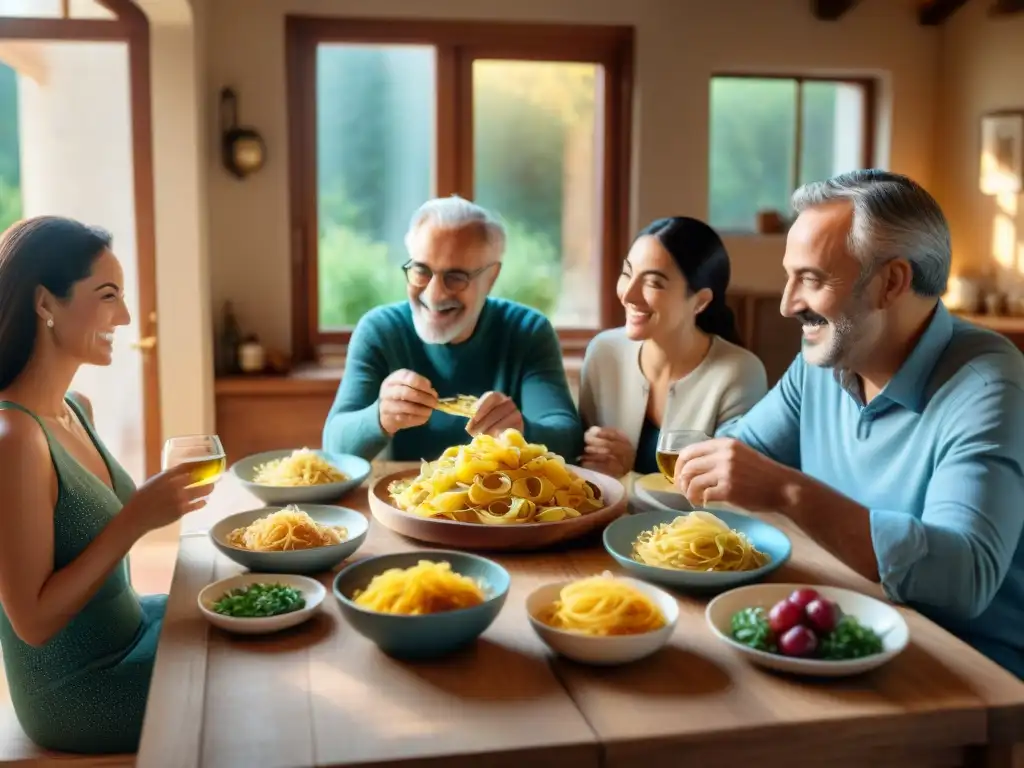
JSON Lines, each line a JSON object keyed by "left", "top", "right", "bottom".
{"left": 0, "top": 0, "right": 161, "bottom": 481}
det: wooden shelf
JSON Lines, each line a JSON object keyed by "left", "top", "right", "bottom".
{"left": 215, "top": 366, "right": 342, "bottom": 396}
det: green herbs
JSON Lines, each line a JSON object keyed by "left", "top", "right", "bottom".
{"left": 730, "top": 607, "right": 778, "bottom": 653}
{"left": 211, "top": 583, "right": 305, "bottom": 618}
{"left": 818, "top": 614, "right": 885, "bottom": 660}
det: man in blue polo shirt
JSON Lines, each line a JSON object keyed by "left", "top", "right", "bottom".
{"left": 675, "top": 170, "right": 1024, "bottom": 679}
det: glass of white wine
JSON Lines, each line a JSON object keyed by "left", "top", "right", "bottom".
{"left": 161, "top": 434, "right": 226, "bottom": 488}
{"left": 656, "top": 429, "right": 710, "bottom": 483}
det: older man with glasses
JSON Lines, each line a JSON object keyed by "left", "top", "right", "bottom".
{"left": 322, "top": 195, "right": 583, "bottom": 462}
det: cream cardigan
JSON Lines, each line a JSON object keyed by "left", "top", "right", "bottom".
{"left": 578, "top": 329, "right": 769, "bottom": 447}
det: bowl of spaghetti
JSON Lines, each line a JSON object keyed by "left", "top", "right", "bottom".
{"left": 210, "top": 503, "right": 369, "bottom": 574}
{"left": 230, "top": 448, "right": 371, "bottom": 505}
{"left": 332, "top": 550, "right": 510, "bottom": 659}
{"left": 526, "top": 573, "right": 678, "bottom": 665}
{"left": 602, "top": 509, "right": 790, "bottom": 591}
{"left": 369, "top": 428, "right": 626, "bottom": 550}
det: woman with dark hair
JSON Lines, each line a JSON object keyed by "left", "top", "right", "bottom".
{"left": 0, "top": 216, "right": 213, "bottom": 754}
{"left": 578, "top": 216, "right": 767, "bottom": 478}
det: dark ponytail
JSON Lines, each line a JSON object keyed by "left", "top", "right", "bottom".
{"left": 0, "top": 216, "right": 113, "bottom": 390}
{"left": 635, "top": 216, "right": 743, "bottom": 347}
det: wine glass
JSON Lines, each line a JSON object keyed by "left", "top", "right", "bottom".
{"left": 655, "top": 429, "right": 710, "bottom": 483}
{"left": 162, "top": 434, "right": 226, "bottom": 488}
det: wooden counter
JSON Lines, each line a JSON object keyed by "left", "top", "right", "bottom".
{"left": 137, "top": 467, "right": 1024, "bottom": 768}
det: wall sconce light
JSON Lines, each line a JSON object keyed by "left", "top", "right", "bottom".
{"left": 219, "top": 87, "right": 266, "bottom": 179}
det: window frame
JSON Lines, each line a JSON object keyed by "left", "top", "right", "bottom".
{"left": 285, "top": 16, "right": 635, "bottom": 361}
{"left": 708, "top": 73, "right": 877, "bottom": 234}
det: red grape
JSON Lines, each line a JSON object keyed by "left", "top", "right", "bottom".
{"left": 788, "top": 588, "right": 820, "bottom": 609}
{"left": 779, "top": 625, "right": 819, "bottom": 657}
{"left": 768, "top": 599, "right": 805, "bottom": 634}
{"left": 805, "top": 598, "right": 838, "bottom": 633}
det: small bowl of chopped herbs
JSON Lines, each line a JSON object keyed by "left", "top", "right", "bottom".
{"left": 198, "top": 573, "right": 326, "bottom": 635}
{"left": 705, "top": 583, "right": 909, "bottom": 677}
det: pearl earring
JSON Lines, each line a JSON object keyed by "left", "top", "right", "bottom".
{"left": 46, "top": 318, "right": 54, "bottom": 328}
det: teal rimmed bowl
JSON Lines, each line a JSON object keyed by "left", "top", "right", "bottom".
{"left": 333, "top": 550, "right": 510, "bottom": 659}
{"left": 603, "top": 508, "right": 791, "bottom": 592}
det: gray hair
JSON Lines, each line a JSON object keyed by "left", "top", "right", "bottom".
{"left": 791, "top": 169, "right": 951, "bottom": 297}
{"left": 404, "top": 195, "right": 507, "bottom": 260}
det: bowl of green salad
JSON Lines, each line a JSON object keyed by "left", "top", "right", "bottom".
{"left": 197, "top": 573, "right": 326, "bottom": 635}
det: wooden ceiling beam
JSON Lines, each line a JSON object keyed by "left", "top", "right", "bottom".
{"left": 811, "top": 0, "right": 860, "bottom": 20}
{"left": 918, "top": 0, "right": 970, "bottom": 25}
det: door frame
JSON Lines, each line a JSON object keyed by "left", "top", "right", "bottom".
{"left": 0, "top": 0, "right": 161, "bottom": 477}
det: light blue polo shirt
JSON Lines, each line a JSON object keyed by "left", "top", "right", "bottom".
{"left": 720, "top": 301, "right": 1024, "bottom": 679}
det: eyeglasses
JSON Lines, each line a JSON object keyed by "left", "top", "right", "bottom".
{"left": 402, "top": 260, "right": 498, "bottom": 292}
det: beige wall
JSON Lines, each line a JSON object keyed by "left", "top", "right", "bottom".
{"left": 202, "top": 0, "right": 942, "bottom": 354}
{"left": 150, "top": 11, "right": 216, "bottom": 441}
{"left": 932, "top": 2, "right": 1024, "bottom": 293}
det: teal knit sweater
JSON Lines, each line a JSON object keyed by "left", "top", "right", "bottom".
{"left": 322, "top": 298, "right": 583, "bottom": 462}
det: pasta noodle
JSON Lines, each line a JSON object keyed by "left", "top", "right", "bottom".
{"left": 434, "top": 395, "right": 479, "bottom": 418}
{"left": 632, "top": 510, "right": 770, "bottom": 572}
{"left": 352, "top": 560, "right": 486, "bottom": 615}
{"left": 252, "top": 448, "right": 348, "bottom": 486}
{"left": 227, "top": 505, "right": 349, "bottom": 551}
{"left": 387, "top": 428, "right": 605, "bottom": 525}
{"left": 538, "top": 573, "right": 666, "bottom": 636}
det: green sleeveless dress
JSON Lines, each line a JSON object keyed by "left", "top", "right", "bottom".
{"left": 0, "top": 395, "right": 166, "bottom": 754}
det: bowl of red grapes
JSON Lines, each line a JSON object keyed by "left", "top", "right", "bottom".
{"left": 705, "top": 583, "right": 909, "bottom": 676}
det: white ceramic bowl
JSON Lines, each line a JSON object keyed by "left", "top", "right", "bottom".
{"left": 705, "top": 583, "right": 909, "bottom": 677}
{"left": 198, "top": 573, "right": 326, "bottom": 635}
{"left": 526, "top": 576, "right": 679, "bottom": 665}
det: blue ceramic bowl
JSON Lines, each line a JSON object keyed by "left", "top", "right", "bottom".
{"left": 210, "top": 504, "right": 369, "bottom": 575}
{"left": 230, "top": 449, "right": 371, "bottom": 505}
{"left": 333, "top": 550, "right": 510, "bottom": 659}
{"left": 603, "top": 508, "right": 791, "bottom": 592}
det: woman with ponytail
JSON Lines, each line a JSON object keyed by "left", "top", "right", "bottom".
{"left": 578, "top": 217, "right": 767, "bottom": 478}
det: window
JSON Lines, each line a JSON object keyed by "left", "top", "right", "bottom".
{"left": 0, "top": 0, "right": 116, "bottom": 18}
{"left": 286, "top": 18, "right": 634, "bottom": 359}
{"left": 708, "top": 75, "right": 874, "bottom": 233}
{"left": 0, "top": 62, "right": 21, "bottom": 232}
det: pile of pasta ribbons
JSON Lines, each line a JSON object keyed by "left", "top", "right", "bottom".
{"left": 632, "top": 510, "right": 770, "bottom": 572}
{"left": 388, "top": 428, "right": 605, "bottom": 525}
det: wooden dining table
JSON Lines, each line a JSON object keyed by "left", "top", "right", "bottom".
{"left": 136, "top": 462, "right": 1024, "bottom": 768}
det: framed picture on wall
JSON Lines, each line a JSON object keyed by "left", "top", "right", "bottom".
{"left": 980, "top": 111, "right": 1024, "bottom": 195}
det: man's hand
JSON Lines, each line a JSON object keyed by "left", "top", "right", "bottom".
{"left": 581, "top": 426, "right": 635, "bottom": 478}
{"left": 466, "top": 391, "right": 524, "bottom": 437}
{"left": 378, "top": 369, "right": 437, "bottom": 436}
{"left": 674, "top": 437, "right": 794, "bottom": 511}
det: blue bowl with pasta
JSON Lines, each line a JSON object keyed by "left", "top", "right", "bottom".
{"left": 209, "top": 504, "right": 369, "bottom": 574}
{"left": 603, "top": 508, "right": 791, "bottom": 592}
{"left": 332, "top": 550, "right": 511, "bottom": 660}
{"left": 230, "top": 448, "right": 371, "bottom": 505}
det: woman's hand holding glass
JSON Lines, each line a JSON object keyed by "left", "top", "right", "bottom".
{"left": 120, "top": 463, "right": 215, "bottom": 535}
{"left": 581, "top": 426, "right": 635, "bottom": 478}
{"left": 117, "top": 434, "right": 227, "bottom": 536}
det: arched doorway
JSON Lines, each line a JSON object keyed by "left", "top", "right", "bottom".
{"left": 0, "top": 0, "right": 160, "bottom": 479}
